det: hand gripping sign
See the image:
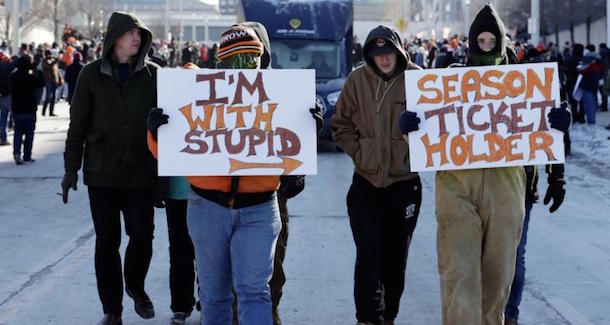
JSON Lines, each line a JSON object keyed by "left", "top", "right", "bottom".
{"left": 157, "top": 69, "right": 317, "bottom": 176}
{"left": 405, "top": 62, "right": 565, "bottom": 172}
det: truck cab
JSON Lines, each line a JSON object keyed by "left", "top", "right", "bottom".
{"left": 238, "top": 0, "right": 354, "bottom": 141}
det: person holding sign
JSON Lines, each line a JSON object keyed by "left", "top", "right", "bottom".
{"left": 61, "top": 12, "right": 159, "bottom": 325}
{"left": 331, "top": 25, "right": 422, "bottom": 325}
{"left": 147, "top": 22, "right": 320, "bottom": 325}
{"left": 399, "top": 4, "right": 571, "bottom": 325}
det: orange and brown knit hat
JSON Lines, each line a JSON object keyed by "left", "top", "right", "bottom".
{"left": 217, "top": 25, "right": 264, "bottom": 61}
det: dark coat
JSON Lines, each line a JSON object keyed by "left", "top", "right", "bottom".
{"left": 0, "top": 57, "right": 18, "bottom": 97}
{"left": 10, "top": 57, "right": 44, "bottom": 114}
{"left": 64, "top": 11, "right": 159, "bottom": 188}
{"left": 64, "top": 53, "right": 84, "bottom": 102}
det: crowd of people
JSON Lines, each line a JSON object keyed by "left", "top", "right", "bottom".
{"left": 352, "top": 26, "right": 610, "bottom": 134}
{"left": 0, "top": 3, "right": 603, "bottom": 325}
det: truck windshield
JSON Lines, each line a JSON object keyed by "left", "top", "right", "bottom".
{"left": 270, "top": 39, "right": 342, "bottom": 79}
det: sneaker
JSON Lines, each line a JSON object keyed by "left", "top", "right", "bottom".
{"left": 49, "top": 113, "right": 57, "bottom": 116}
{"left": 170, "top": 312, "right": 191, "bottom": 325}
{"left": 23, "top": 158, "right": 36, "bottom": 163}
{"left": 14, "top": 154, "right": 23, "bottom": 165}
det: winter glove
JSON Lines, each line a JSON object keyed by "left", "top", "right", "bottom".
{"left": 399, "top": 110, "right": 421, "bottom": 135}
{"left": 61, "top": 171, "right": 78, "bottom": 204}
{"left": 309, "top": 103, "right": 323, "bottom": 134}
{"left": 147, "top": 107, "right": 169, "bottom": 140}
{"left": 543, "top": 164, "right": 565, "bottom": 213}
{"left": 548, "top": 101, "right": 571, "bottom": 133}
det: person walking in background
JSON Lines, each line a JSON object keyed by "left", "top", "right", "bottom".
{"left": 0, "top": 50, "right": 17, "bottom": 146}
{"left": 597, "top": 43, "right": 609, "bottom": 112}
{"left": 566, "top": 44, "right": 584, "bottom": 123}
{"left": 577, "top": 44, "right": 604, "bottom": 125}
{"left": 41, "top": 49, "right": 63, "bottom": 116}
{"left": 10, "top": 54, "right": 44, "bottom": 164}
{"left": 332, "top": 25, "right": 422, "bottom": 325}
{"left": 61, "top": 12, "right": 160, "bottom": 325}
{"left": 64, "top": 52, "right": 84, "bottom": 104}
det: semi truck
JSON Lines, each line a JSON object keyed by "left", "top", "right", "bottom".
{"left": 237, "top": 0, "right": 354, "bottom": 141}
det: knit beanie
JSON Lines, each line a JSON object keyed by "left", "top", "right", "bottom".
{"left": 217, "top": 25, "right": 264, "bottom": 61}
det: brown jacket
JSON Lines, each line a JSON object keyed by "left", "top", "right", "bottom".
{"left": 331, "top": 25, "right": 420, "bottom": 188}
{"left": 42, "top": 57, "right": 62, "bottom": 84}
{"left": 332, "top": 62, "right": 420, "bottom": 188}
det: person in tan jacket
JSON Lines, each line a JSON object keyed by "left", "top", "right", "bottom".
{"left": 331, "top": 25, "right": 422, "bottom": 325}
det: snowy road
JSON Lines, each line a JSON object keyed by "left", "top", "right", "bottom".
{"left": 0, "top": 102, "right": 609, "bottom": 325}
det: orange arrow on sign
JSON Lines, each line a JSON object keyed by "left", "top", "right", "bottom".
{"left": 229, "top": 157, "right": 303, "bottom": 174}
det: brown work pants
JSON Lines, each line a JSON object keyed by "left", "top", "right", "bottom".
{"left": 435, "top": 167, "right": 525, "bottom": 325}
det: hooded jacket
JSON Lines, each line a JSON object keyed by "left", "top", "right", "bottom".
{"left": 467, "top": 3, "right": 508, "bottom": 66}
{"left": 332, "top": 25, "right": 420, "bottom": 188}
{"left": 148, "top": 23, "right": 280, "bottom": 194}
{"left": 64, "top": 11, "right": 159, "bottom": 188}
{"left": 65, "top": 52, "right": 84, "bottom": 101}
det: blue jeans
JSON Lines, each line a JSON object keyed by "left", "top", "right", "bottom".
{"left": 0, "top": 95, "right": 9, "bottom": 142}
{"left": 580, "top": 89, "right": 597, "bottom": 124}
{"left": 13, "top": 112, "right": 36, "bottom": 160}
{"left": 187, "top": 191, "right": 281, "bottom": 325}
{"left": 505, "top": 202, "right": 533, "bottom": 320}
{"left": 43, "top": 81, "right": 57, "bottom": 115}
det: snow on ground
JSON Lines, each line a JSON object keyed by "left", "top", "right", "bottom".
{"left": 0, "top": 102, "right": 609, "bottom": 324}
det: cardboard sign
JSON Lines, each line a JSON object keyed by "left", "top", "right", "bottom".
{"left": 157, "top": 69, "right": 317, "bottom": 176}
{"left": 405, "top": 62, "right": 565, "bottom": 172}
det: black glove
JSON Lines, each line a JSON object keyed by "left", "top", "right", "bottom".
{"left": 543, "top": 164, "right": 565, "bottom": 213}
{"left": 548, "top": 101, "right": 571, "bottom": 133}
{"left": 61, "top": 171, "right": 78, "bottom": 204}
{"left": 147, "top": 107, "right": 169, "bottom": 140}
{"left": 309, "top": 103, "right": 323, "bottom": 134}
{"left": 399, "top": 110, "right": 420, "bottom": 135}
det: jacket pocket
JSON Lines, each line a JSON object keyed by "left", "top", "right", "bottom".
{"left": 83, "top": 134, "right": 104, "bottom": 173}
{"left": 389, "top": 139, "right": 411, "bottom": 175}
{"left": 354, "top": 138, "right": 379, "bottom": 174}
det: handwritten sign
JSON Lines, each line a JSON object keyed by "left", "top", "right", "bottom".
{"left": 405, "top": 62, "right": 565, "bottom": 172}
{"left": 157, "top": 69, "right": 317, "bottom": 176}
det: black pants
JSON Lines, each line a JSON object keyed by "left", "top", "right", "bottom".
{"left": 166, "top": 199, "right": 196, "bottom": 313}
{"left": 569, "top": 96, "right": 585, "bottom": 123}
{"left": 88, "top": 187, "right": 155, "bottom": 314}
{"left": 347, "top": 173, "right": 421, "bottom": 325}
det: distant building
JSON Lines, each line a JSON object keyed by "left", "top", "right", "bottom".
{"left": 114, "top": 0, "right": 236, "bottom": 43}
{"left": 219, "top": 0, "right": 238, "bottom": 15}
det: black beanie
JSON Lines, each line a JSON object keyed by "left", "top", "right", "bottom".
{"left": 468, "top": 3, "right": 506, "bottom": 57}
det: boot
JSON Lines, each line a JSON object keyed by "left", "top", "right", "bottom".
{"left": 14, "top": 154, "right": 23, "bottom": 165}
{"left": 97, "top": 313, "right": 122, "bottom": 325}
{"left": 126, "top": 288, "right": 155, "bottom": 319}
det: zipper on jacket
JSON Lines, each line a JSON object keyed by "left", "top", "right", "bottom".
{"left": 377, "top": 77, "right": 398, "bottom": 112}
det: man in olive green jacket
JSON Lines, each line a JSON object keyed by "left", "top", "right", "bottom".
{"left": 61, "top": 12, "right": 159, "bottom": 325}
{"left": 332, "top": 25, "right": 422, "bottom": 325}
